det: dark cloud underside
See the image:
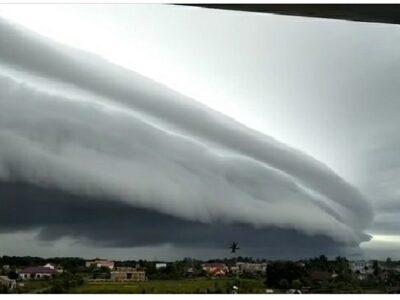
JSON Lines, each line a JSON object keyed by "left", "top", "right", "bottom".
{"left": 0, "top": 182, "right": 353, "bottom": 259}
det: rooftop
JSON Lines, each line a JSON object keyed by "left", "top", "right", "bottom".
{"left": 20, "top": 266, "right": 57, "bottom": 274}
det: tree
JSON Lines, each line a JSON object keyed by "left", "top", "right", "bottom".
{"left": 334, "top": 256, "right": 349, "bottom": 274}
{"left": 373, "top": 260, "right": 380, "bottom": 277}
{"left": 92, "top": 266, "right": 111, "bottom": 279}
{"left": 319, "top": 255, "right": 328, "bottom": 263}
{"left": 0, "top": 285, "right": 9, "bottom": 294}
{"left": 266, "top": 261, "right": 306, "bottom": 288}
{"left": 7, "top": 271, "right": 18, "bottom": 280}
{"left": 278, "top": 279, "right": 289, "bottom": 289}
{"left": 292, "top": 279, "right": 302, "bottom": 290}
{"left": 307, "top": 255, "right": 330, "bottom": 271}
{"left": 48, "top": 273, "right": 84, "bottom": 293}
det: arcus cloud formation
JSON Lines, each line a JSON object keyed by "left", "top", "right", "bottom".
{"left": 0, "top": 16, "right": 373, "bottom": 256}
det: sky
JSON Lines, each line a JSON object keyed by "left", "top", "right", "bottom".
{"left": 0, "top": 4, "right": 400, "bottom": 260}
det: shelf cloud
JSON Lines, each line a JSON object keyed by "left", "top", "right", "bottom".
{"left": 0, "top": 17, "right": 374, "bottom": 257}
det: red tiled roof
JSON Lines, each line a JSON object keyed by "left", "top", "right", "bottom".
{"left": 20, "top": 266, "right": 57, "bottom": 275}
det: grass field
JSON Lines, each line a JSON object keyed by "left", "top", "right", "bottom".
{"left": 71, "top": 278, "right": 266, "bottom": 294}
{"left": 14, "top": 278, "right": 389, "bottom": 294}
{"left": 16, "top": 280, "right": 52, "bottom": 293}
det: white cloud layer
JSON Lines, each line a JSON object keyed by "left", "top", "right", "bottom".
{"left": 0, "top": 15, "right": 373, "bottom": 253}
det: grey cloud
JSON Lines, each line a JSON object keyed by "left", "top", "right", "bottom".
{"left": 0, "top": 182, "right": 361, "bottom": 259}
{"left": 0, "top": 16, "right": 374, "bottom": 255}
{"left": 0, "top": 69, "right": 368, "bottom": 244}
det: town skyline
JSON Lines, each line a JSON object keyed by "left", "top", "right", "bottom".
{"left": 2, "top": 254, "right": 400, "bottom": 294}
{"left": 1, "top": 3, "right": 400, "bottom": 265}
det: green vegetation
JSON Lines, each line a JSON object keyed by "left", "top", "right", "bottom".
{"left": 0, "top": 256, "right": 85, "bottom": 270}
{"left": 71, "top": 278, "right": 266, "bottom": 294}
{"left": 12, "top": 274, "right": 85, "bottom": 294}
{"left": 16, "top": 280, "right": 53, "bottom": 293}
{"left": 3, "top": 255, "right": 400, "bottom": 294}
{"left": 46, "top": 273, "right": 85, "bottom": 293}
{"left": 264, "top": 256, "right": 393, "bottom": 294}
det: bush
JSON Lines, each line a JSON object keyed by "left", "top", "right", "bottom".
{"left": 266, "top": 261, "right": 306, "bottom": 288}
{"left": 278, "top": 279, "right": 289, "bottom": 289}
{"left": 7, "top": 271, "right": 19, "bottom": 280}
{"left": 0, "top": 285, "right": 9, "bottom": 294}
{"left": 292, "top": 279, "right": 302, "bottom": 289}
{"left": 48, "top": 273, "right": 84, "bottom": 293}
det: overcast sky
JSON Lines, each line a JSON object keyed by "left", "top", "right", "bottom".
{"left": 0, "top": 4, "right": 400, "bottom": 260}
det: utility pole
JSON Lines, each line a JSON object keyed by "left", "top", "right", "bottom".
{"left": 229, "top": 242, "right": 240, "bottom": 280}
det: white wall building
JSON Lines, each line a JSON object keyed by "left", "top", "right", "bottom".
{"left": 236, "top": 262, "right": 267, "bottom": 274}
{"left": 155, "top": 263, "right": 167, "bottom": 269}
{"left": 85, "top": 259, "right": 114, "bottom": 269}
{"left": 0, "top": 276, "right": 16, "bottom": 291}
{"left": 19, "top": 266, "right": 57, "bottom": 280}
{"left": 349, "top": 261, "right": 374, "bottom": 274}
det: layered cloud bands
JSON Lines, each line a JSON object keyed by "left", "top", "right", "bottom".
{"left": 0, "top": 18, "right": 373, "bottom": 256}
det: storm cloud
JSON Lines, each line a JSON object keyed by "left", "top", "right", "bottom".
{"left": 0, "top": 11, "right": 377, "bottom": 258}
{"left": 0, "top": 181, "right": 354, "bottom": 259}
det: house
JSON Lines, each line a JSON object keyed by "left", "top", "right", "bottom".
{"left": 380, "top": 264, "right": 400, "bottom": 273}
{"left": 110, "top": 267, "right": 146, "bottom": 281}
{"left": 230, "top": 265, "right": 239, "bottom": 275}
{"left": 349, "top": 261, "right": 374, "bottom": 275}
{"left": 202, "top": 263, "right": 229, "bottom": 277}
{"left": 1, "top": 265, "right": 10, "bottom": 271}
{"left": 43, "top": 263, "right": 56, "bottom": 269}
{"left": 378, "top": 270, "right": 390, "bottom": 282}
{"left": 19, "top": 266, "right": 57, "bottom": 280}
{"left": 355, "top": 273, "right": 370, "bottom": 281}
{"left": 297, "top": 262, "right": 306, "bottom": 268}
{"left": 185, "top": 267, "right": 198, "bottom": 277}
{"left": 85, "top": 259, "right": 114, "bottom": 270}
{"left": 236, "top": 262, "right": 267, "bottom": 274}
{"left": 0, "top": 276, "right": 16, "bottom": 291}
{"left": 43, "top": 263, "right": 63, "bottom": 273}
{"left": 155, "top": 263, "right": 167, "bottom": 269}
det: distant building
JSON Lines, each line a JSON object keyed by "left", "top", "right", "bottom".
{"left": 381, "top": 265, "right": 400, "bottom": 272}
{"left": 110, "top": 267, "right": 146, "bottom": 282}
{"left": 43, "top": 263, "right": 56, "bottom": 269}
{"left": 85, "top": 259, "right": 115, "bottom": 270}
{"left": 43, "top": 263, "right": 63, "bottom": 273}
{"left": 349, "top": 261, "right": 374, "bottom": 275}
{"left": 0, "top": 276, "right": 16, "bottom": 291}
{"left": 19, "top": 266, "right": 57, "bottom": 280}
{"left": 297, "top": 262, "right": 306, "bottom": 268}
{"left": 355, "top": 273, "right": 369, "bottom": 281}
{"left": 236, "top": 262, "right": 267, "bottom": 274}
{"left": 155, "top": 263, "right": 167, "bottom": 269}
{"left": 202, "top": 263, "right": 228, "bottom": 277}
